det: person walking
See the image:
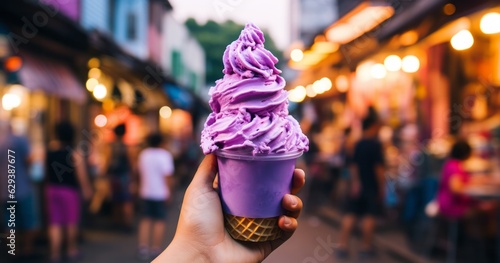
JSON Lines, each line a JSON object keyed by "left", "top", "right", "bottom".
{"left": 44, "top": 122, "right": 92, "bottom": 262}
{"left": 337, "top": 110, "right": 385, "bottom": 259}
{"left": 137, "top": 133, "right": 174, "bottom": 260}
{"left": 0, "top": 122, "right": 39, "bottom": 259}
{"left": 105, "top": 123, "right": 135, "bottom": 231}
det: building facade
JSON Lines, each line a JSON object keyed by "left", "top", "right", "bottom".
{"left": 161, "top": 13, "right": 205, "bottom": 93}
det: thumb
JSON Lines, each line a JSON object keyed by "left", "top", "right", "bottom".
{"left": 190, "top": 154, "right": 218, "bottom": 190}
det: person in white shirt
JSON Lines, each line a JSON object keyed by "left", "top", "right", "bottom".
{"left": 137, "top": 133, "right": 174, "bottom": 260}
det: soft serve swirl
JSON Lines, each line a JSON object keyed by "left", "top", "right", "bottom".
{"left": 201, "top": 23, "right": 309, "bottom": 155}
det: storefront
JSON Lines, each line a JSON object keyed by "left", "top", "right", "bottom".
{"left": 0, "top": 0, "right": 91, "bottom": 167}
{"left": 290, "top": 0, "right": 500, "bottom": 138}
{"left": 286, "top": 0, "right": 500, "bottom": 196}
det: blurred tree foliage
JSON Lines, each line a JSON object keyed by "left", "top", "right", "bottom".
{"left": 185, "top": 18, "right": 283, "bottom": 86}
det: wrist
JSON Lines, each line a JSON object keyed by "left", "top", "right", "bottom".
{"left": 154, "top": 237, "right": 211, "bottom": 263}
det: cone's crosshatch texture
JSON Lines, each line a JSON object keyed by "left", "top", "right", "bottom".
{"left": 224, "top": 214, "right": 282, "bottom": 242}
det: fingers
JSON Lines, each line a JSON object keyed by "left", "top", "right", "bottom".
{"left": 190, "top": 154, "right": 218, "bottom": 190}
{"left": 276, "top": 194, "right": 302, "bottom": 239}
{"left": 212, "top": 174, "right": 219, "bottom": 191}
{"left": 290, "top": 169, "right": 305, "bottom": 195}
{"left": 278, "top": 171, "right": 304, "bottom": 234}
{"left": 278, "top": 215, "right": 298, "bottom": 232}
{"left": 282, "top": 194, "right": 303, "bottom": 219}
{"left": 268, "top": 214, "right": 298, "bottom": 253}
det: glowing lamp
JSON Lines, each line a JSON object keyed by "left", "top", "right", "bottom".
{"left": 371, "top": 63, "right": 387, "bottom": 79}
{"left": 480, "top": 12, "right": 500, "bottom": 35}
{"left": 384, "top": 55, "right": 402, "bottom": 72}
{"left": 88, "top": 68, "right": 102, "bottom": 79}
{"left": 86, "top": 78, "right": 98, "bottom": 92}
{"left": 288, "top": 86, "right": 306, "bottom": 103}
{"left": 159, "top": 106, "right": 173, "bottom": 119}
{"left": 93, "top": 84, "right": 107, "bottom": 100}
{"left": 2, "top": 93, "right": 21, "bottom": 111}
{"left": 4, "top": 56, "right": 23, "bottom": 72}
{"left": 290, "top": 49, "right": 304, "bottom": 62}
{"left": 402, "top": 55, "right": 420, "bottom": 73}
{"left": 306, "top": 85, "right": 317, "bottom": 97}
{"left": 451, "top": 30, "right": 474, "bottom": 51}
{"left": 94, "top": 114, "right": 107, "bottom": 127}
{"left": 336, "top": 75, "right": 349, "bottom": 93}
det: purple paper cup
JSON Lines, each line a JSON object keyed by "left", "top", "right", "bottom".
{"left": 215, "top": 149, "right": 302, "bottom": 242}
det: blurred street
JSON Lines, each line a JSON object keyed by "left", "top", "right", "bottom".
{"left": 267, "top": 213, "right": 403, "bottom": 263}
{"left": 2, "top": 197, "right": 407, "bottom": 263}
{"left": 2, "top": 0, "right": 500, "bottom": 262}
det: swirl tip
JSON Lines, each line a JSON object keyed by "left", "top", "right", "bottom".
{"left": 238, "top": 23, "right": 264, "bottom": 45}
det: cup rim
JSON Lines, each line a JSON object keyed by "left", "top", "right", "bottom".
{"left": 214, "top": 149, "right": 303, "bottom": 161}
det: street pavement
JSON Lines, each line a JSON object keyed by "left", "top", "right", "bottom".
{"left": 76, "top": 215, "right": 403, "bottom": 263}
{"left": 266, "top": 215, "right": 402, "bottom": 263}
{"left": 2, "top": 192, "right": 403, "bottom": 263}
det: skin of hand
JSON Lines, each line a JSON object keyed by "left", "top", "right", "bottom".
{"left": 154, "top": 154, "right": 305, "bottom": 263}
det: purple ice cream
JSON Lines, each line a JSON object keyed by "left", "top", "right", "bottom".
{"left": 201, "top": 23, "right": 309, "bottom": 155}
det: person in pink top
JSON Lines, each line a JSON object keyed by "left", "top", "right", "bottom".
{"left": 437, "top": 139, "right": 474, "bottom": 219}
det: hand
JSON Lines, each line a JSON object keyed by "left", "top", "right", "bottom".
{"left": 154, "top": 154, "right": 305, "bottom": 263}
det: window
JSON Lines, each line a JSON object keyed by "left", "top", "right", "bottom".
{"left": 171, "top": 50, "right": 183, "bottom": 78}
{"left": 189, "top": 72, "right": 198, "bottom": 90}
{"left": 126, "top": 12, "right": 137, "bottom": 40}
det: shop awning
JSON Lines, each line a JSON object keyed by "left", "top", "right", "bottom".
{"left": 90, "top": 31, "right": 177, "bottom": 85}
{"left": 163, "top": 84, "right": 194, "bottom": 110}
{"left": 18, "top": 52, "right": 86, "bottom": 103}
{"left": 376, "top": 0, "right": 447, "bottom": 41}
{"left": 0, "top": 0, "right": 89, "bottom": 58}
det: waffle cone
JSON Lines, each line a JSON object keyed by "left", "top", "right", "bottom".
{"left": 224, "top": 214, "right": 282, "bottom": 242}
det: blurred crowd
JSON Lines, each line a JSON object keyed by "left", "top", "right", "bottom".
{"left": 3, "top": 104, "right": 500, "bottom": 262}
{"left": 303, "top": 107, "right": 500, "bottom": 262}
{"left": 0, "top": 120, "right": 200, "bottom": 262}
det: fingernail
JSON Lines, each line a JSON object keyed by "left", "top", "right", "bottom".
{"left": 283, "top": 216, "right": 291, "bottom": 226}
{"left": 288, "top": 195, "right": 298, "bottom": 207}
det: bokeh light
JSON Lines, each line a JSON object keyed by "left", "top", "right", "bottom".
{"left": 94, "top": 114, "right": 107, "bottom": 127}
{"left": 312, "top": 80, "right": 324, "bottom": 94}
{"left": 86, "top": 78, "right": 99, "bottom": 92}
{"left": 384, "top": 55, "right": 402, "bottom": 71}
{"left": 306, "top": 85, "right": 317, "bottom": 97}
{"left": 480, "top": 12, "right": 500, "bottom": 34}
{"left": 159, "top": 106, "right": 173, "bottom": 119}
{"left": 320, "top": 77, "right": 332, "bottom": 91}
{"left": 443, "top": 3, "right": 456, "bottom": 16}
{"left": 402, "top": 55, "right": 420, "bottom": 73}
{"left": 288, "top": 86, "right": 306, "bottom": 102}
{"left": 88, "top": 57, "right": 101, "bottom": 68}
{"left": 451, "top": 30, "right": 474, "bottom": 51}
{"left": 4, "top": 56, "right": 23, "bottom": 72}
{"left": 2, "top": 93, "right": 21, "bottom": 111}
{"left": 93, "top": 84, "right": 107, "bottom": 100}
{"left": 88, "top": 68, "right": 102, "bottom": 79}
{"left": 370, "top": 63, "right": 387, "bottom": 79}
{"left": 290, "top": 49, "right": 304, "bottom": 62}
{"left": 335, "top": 75, "right": 349, "bottom": 93}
